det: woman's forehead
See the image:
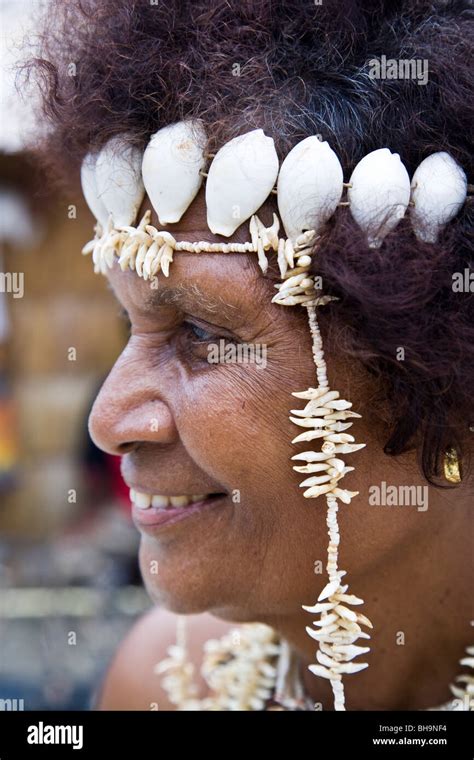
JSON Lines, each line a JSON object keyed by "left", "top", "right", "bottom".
{"left": 109, "top": 185, "right": 279, "bottom": 314}
{"left": 107, "top": 245, "right": 270, "bottom": 324}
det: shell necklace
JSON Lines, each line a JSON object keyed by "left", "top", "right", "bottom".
{"left": 156, "top": 620, "right": 474, "bottom": 711}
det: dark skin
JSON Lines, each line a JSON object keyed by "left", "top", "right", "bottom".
{"left": 90, "top": 189, "right": 473, "bottom": 710}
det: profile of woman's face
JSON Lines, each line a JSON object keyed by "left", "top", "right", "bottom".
{"left": 88, "top": 191, "right": 421, "bottom": 626}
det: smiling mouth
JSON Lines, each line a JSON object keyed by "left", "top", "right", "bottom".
{"left": 129, "top": 489, "right": 226, "bottom": 510}
{"left": 129, "top": 489, "right": 228, "bottom": 531}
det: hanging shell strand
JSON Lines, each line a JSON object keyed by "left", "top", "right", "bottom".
{"left": 293, "top": 301, "right": 373, "bottom": 711}
{"left": 269, "top": 225, "right": 374, "bottom": 711}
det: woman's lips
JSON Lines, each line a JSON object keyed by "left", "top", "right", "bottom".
{"left": 129, "top": 489, "right": 227, "bottom": 530}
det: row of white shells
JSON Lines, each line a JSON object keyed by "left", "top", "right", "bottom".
{"left": 81, "top": 121, "right": 468, "bottom": 249}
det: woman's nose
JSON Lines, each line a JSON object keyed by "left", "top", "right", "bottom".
{"left": 88, "top": 354, "right": 177, "bottom": 455}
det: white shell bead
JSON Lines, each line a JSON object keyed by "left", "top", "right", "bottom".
{"left": 95, "top": 136, "right": 145, "bottom": 228}
{"left": 142, "top": 120, "right": 206, "bottom": 225}
{"left": 206, "top": 129, "right": 279, "bottom": 237}
{"left": 277, "top": 136, "right": 343, "bottom": 243}
{"left": 81, "top": 153, "right": 109, "bottom": 228}
{"left": 410, "top": 152, "right": 467, "bottom": 243}
{"left": 348, "top": 148, "right": 410, "bottom": 248}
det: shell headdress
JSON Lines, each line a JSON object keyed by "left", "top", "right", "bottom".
{"left": 80, "top": 120, "right": 470, "bottom": 711}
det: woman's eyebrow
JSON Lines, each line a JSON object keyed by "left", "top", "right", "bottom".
{"left": 143, "top": 282, "right": 239, "bottom": 321}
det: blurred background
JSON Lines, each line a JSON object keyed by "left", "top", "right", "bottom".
{"left": 0, "top": 0, "right": 151, "bottom": 710}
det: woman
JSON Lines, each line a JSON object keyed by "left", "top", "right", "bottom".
{"left": 27, "top": 0, "right": 473, "bottom": 711}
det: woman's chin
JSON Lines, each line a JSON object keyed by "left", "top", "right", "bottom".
{"left": 138, "top": 541, "right": 222, "bottom": 615}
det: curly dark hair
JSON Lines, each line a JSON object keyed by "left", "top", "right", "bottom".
{"left": 23, "top": 0, "right": 474, "bottom": 482}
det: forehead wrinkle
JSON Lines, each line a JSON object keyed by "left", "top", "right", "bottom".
{"left": 143, "top": 281, "right": 239, "bottom": 320}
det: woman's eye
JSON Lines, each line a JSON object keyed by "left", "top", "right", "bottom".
{"left": 180, "top": 321, "right": 239, "bottom": 365}
{"left": 184, "top": 322, "right": 216, "bottom": 342}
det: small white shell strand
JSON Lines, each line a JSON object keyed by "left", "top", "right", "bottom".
{"left": 277, "top": 136, "right": 343, "bottom": 243}
{"left": 449, "top": 642, "right": 474, "bottom": 708}
{"left": 271, "top": 229, "right": 337, "bottom": 306}
{"left": 80, "top": 153, "right": 109, "bottom": 229}
{"left": 290, "top": 386, "right": 365, "bottom": 504}
{"left": 206, "top": 129, "right": 279, "bottom": 237}
{"left": 142, "top": 120, "right": 207, "bottom": 225}
{"left": 410, "top": 152, "right": 467, "bottom": 243}
{"left": 88, "top": 210, "right": 279, "bottom": 279}
{"left": 348, "top": 148, "right": 411, "bottom": 248}
{"left": 296, "top": 304, "right": 372, "bottom": 711}
{"left": 95, "top": 136, "right": 145, "bottom": 228}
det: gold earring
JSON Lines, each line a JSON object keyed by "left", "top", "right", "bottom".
{"left": 444, "top": 446, "right": 462, "bottom": 484}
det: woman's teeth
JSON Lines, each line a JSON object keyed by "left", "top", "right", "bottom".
{"left": 129, "top": 489, "right": 207, "bottom": 510}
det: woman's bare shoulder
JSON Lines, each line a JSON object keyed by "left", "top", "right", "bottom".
{"left": 96, "top": 606, "right": 235, "bottom": 710}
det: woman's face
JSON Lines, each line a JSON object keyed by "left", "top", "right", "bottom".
{"left": 88, "top": 191, "right": 402, "bottom": 624}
